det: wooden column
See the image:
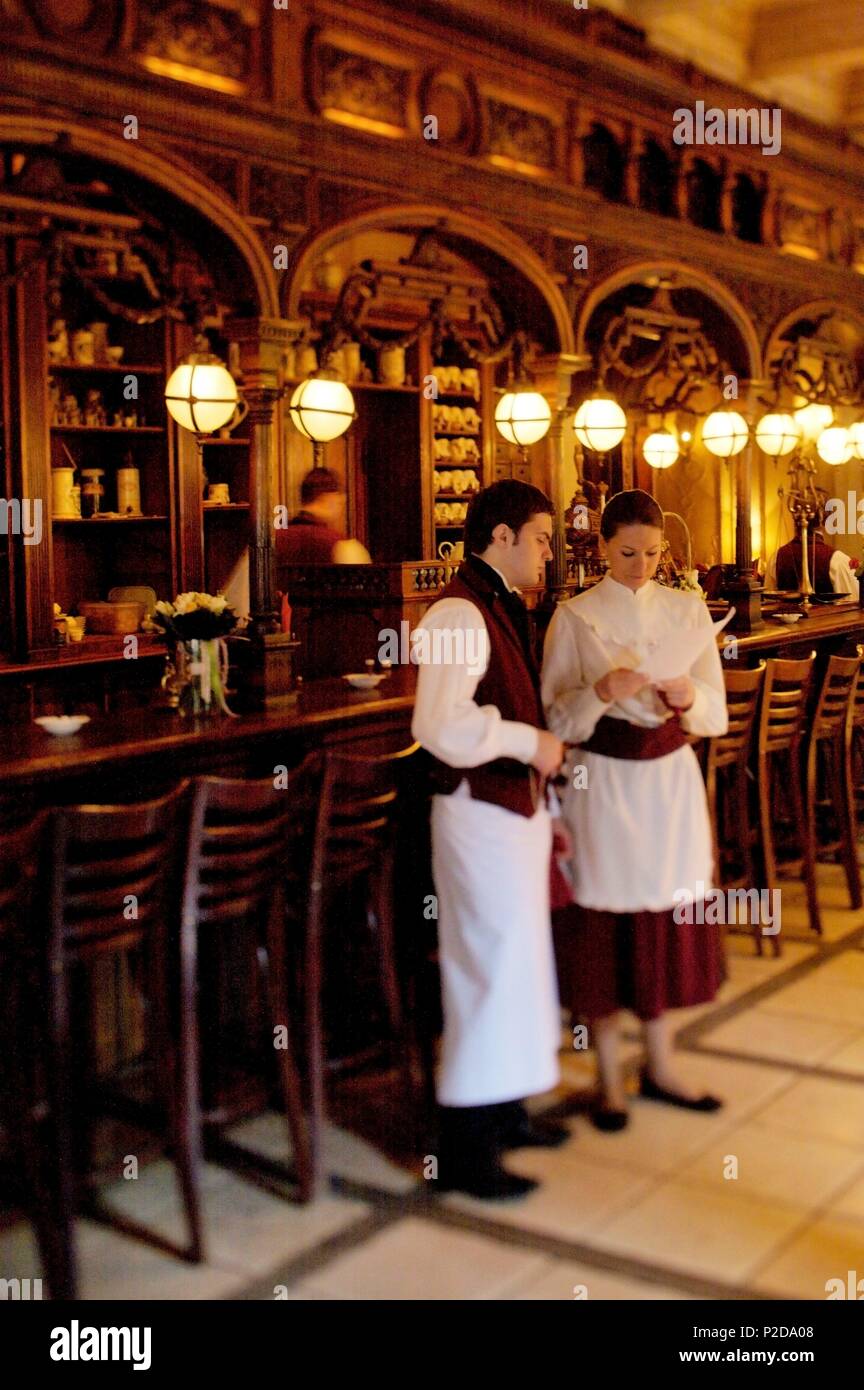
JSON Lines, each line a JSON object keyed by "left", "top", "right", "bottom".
{"left": 225, "top": 316, "right": 299, "bottom": 704}
{"left": 10, "top": 246, "right": 53, "bottom": 654}
{"left": 226, "top": 317, "right": 295, "bottom": 632}
{"left": 533, "top": 352, "right": 590, "bottom": 597}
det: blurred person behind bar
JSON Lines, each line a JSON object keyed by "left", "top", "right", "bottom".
{"left": 276, "top": 466, "right": 371, "bottom": 571}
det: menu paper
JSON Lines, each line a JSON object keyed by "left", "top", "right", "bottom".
{"left": 640, "top": 607, "right": 736, "bottom": 681}
{"left": 576, "top": 606, "right": 737, "bottom": 682}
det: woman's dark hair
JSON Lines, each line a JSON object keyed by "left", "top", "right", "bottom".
{"left": 464, "top": 479, "right": 554, "bottom": 553}
{"left": 600, "top": 488, "right": 664, "bottom": 540}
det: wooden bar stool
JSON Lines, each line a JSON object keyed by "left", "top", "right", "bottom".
{"left": 756, "top": 653, "right": 816, "bottom": 947}
{"left": 804, "top": 652, "right": 863, "bottom": 928}
{"left": 181, "top": 765, "right": 318, "bottom": 1202}
{"left": 0, "top": 814, "right": 79, "bottom": 1300}
{"left": 849, "top": 644, "right": 864, "bottom": 827}
{"left": 306, "top": 743, "right": 420, "bottom": 1191}
{"left": 704, "top": 662, "right": 766, "bottom": 953}
{"left": 46, "top": 782, "right": 203, "bottom": 1263}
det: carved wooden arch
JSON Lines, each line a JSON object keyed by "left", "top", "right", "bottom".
{"left": 763, "top": 298, "right": 864, "bottom": 378}
{"left": 0, "top": 113, "right": 279, "bottom": 317}
{"left": 284, "top": 203, "right": 575, "bottom": 355}
{"left": 576, "top": 259, "right": 761, "bottom": 380}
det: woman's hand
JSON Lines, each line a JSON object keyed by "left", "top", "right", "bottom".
{"left": 655, "top": 675, "right": 696, "bottom": 710}
{"left": 551, "top": 819, "right": 573, "bottom": 857}
{"left": 594, "top": 668, "right": 651, "bottom": 704}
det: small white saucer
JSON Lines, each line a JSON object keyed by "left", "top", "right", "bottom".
{"left": 343, "top": 673, "right": 384, "bottom": 690}
{"left": 775, "top": 613, "right": 802, "bottom": 625}
{"left": 34, "top": 715, "right": 91, "bottom": 736}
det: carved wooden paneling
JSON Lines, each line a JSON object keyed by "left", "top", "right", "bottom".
{"left": 775, "top": 194, "right": 826, "bottom": 260}
{"left": 416, "top": 68, "right": 479, "bottom": 153}
{"left": 484, "top": 97, "right": 557, "bottom": 174}
{"left": 195, "top": 151, "right": 241, "bottom": 203}
{"left": 249, "top": 164, "right": 307, "bottom": 228}
{"left": 311, "top": 180, "right": 392, "bottom": 230}
{"left": 134, "top": 0, "right": 255, "bottom": 91}
{"left": 308, "top": 36, "right": 410, "bottom": 134}
{"left": 12, "top": 0, "right": 120, "bottom": 52}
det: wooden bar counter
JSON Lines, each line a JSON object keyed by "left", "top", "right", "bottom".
{"left": 723, "top": 602, "right": 864, "bottom": 663}
{"left": 0, "top": 667, "right": 417, "bottom": 817}
{"left": 3, "top": 599, "right": 863, "bottom": 816}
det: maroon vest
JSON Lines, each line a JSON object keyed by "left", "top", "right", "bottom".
{"left": 426, "top": 559, "right": 546, "bottom": 818}
{"left": 775, "top": 536, "right": 834, "bottom": 593}
{"left": 275, "top": 511, "right": 343, "bottom": 567}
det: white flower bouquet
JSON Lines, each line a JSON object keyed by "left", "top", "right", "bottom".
{"left": 154, "top": 591, "right": 238, "bottom": 641}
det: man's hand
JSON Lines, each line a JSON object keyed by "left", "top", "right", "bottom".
{"left": 655, "top": 675, "right": 696, "bottom": 710}
{"left": 551, "top": 819, "right": 573, "bottom": 857}
{"left": 595, "top": 668, "right": 651, "bottom": 704}
{"left": 532, "top": 729, "right": 565, "bottom": 777}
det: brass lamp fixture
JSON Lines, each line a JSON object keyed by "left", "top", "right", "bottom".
{"left": 493, "top": 331, "right": 551, "bottom": 461}
{"left": 165, "top": 334, "right": 240, "bottom": 444}
{"left": 288, "top": 360, "right": 357, "bottom": 466}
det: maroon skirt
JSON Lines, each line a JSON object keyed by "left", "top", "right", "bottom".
{"left": 552, "top": 902, "right": 724, "bottom": 1023}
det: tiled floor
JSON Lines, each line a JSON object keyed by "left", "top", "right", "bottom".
{"left": 3, "top": 872, "right": 864, "bottom": 1300}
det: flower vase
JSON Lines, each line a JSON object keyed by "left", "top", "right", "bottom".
{"left": 176, "top": 638, "right": 233, "bottom": 717}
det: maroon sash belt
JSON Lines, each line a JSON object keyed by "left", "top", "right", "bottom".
{"left": 575, "top": 714, "right": 688, "bottom": 761}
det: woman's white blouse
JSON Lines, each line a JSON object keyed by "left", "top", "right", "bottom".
{"left": 541, "top": 575, "right": 728, "bottom": 912}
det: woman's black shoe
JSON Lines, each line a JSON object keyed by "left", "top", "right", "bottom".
{"left": 639, "top": 1070, "right": 723, "bottom": 1112}
{"left": 589, "top": 1106, "right": 629, "bottom": 1132}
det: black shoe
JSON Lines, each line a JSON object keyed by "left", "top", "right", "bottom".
{"left": 433, "top": 1102, "right": 540, "bottom": 1201}
{"left": 500, "top": 1113, "right": 570, "bottom": 1149}
{"left": 639, "top": 1070, "right": 723, "bottom": 1112}
{"left": 590, "top": 1106, "right": 629, "bottom": 1133}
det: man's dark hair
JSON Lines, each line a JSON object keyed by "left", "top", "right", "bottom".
{"left": 464, "top": 479, "right": 554, "bottom": 554}
{"left": 600, "top": 488, "right": 664, "bottom": 540}
{"left": 301, "top": 467, "right": 341, "bottom": 504}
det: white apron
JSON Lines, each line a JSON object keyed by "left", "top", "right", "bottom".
{"left": 431, "top": 783, "right": 561, "bottom": 1107}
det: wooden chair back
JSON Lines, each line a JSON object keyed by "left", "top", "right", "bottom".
{"left": 49, "top": 782, "right": 192, "bottom": 957}
{"left": 811, "top": 653, "right": 861, "bottom": 744}
{"left": 709, "top": 663, "right": 765, "bottom": 772}
{"left": 757, "top": 654, "right": 816, "bottom": 757}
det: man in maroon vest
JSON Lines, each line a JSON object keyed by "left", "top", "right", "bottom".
{"left": 765, "top": 510, "right": 859, "bottom": 599}
{"left": 412, "top": 480, "right": 570, "bottom": 1199}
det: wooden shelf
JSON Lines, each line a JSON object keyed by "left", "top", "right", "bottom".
{"left": 435, "top": 493, "right": 479, "bottom": 500}
{"left": 51, "top": 425, "right": 165, "bottom": 434}
{"left": 434, "top": 430, "right": 481, "bottom": 438}
{"left": 435, "top": 460, "right": 479, "bottom": 468}
{"left": 53, "top": 515, "right": 168, "bottom": 524}
{"left": 48, "top": 363, "right": 163, "bottom": 375}
{"left": 203, "top": 502, "right": 249, "bottom": 511}
{"left": 434, "top": 390, "right": 479, "bottom": 401}
{"left": 201, "top": 437, "right": 250, "bottom": 446}
{"left": 283, "top": 377, "right": 419, "bottom": 394}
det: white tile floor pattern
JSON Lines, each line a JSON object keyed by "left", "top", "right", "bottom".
{"left": 2, "top": 883, "right": 864, "bottom": 1300}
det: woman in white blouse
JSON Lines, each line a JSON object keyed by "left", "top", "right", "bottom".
{"left": 542, "top": 489, "right": 729, "bottom": 1130}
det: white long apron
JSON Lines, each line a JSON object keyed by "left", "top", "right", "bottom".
{"left": 542, "top": 575, "right": 729, "bottom": 913}
{"left": 411, "top": 577, "right": 561, "bottom": 1107}
{"left": 432, "top": 784, "right": 560, "bottom": 1106}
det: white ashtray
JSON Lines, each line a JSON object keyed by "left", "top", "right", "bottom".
{"left": 34, "top": 715, "right": 91, "bottom": 736}
{"left": 343, "top": 673, "right": 384, "bottom": 690}
{"left": 775, "top": 613, "right": 802, "bottom": 625}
